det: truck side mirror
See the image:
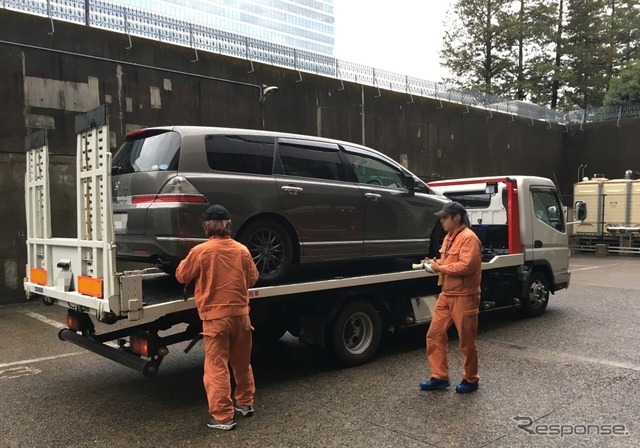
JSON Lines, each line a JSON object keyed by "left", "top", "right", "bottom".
{"left": 404, "top": 174, "right": 415, "bottom": 196}
{"left": 574, "top": 201, "right": 587, "bottom": 221}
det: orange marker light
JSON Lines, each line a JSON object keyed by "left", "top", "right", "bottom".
{"left": 66, "top": 313, "right": 80, "bottom": 331}
{"left": 30, "top": 268, "right": 47, "bottom": 286}
{"left": 130, "top": 333, "right": 158, "bottom": 358}
{"left": 77, "top": 276, "right": 103, "bottom": 298}
{"left": 131, "top": 337, "right": 150, "bottom": 357}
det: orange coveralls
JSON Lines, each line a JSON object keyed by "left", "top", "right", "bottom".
{"left": 175, "top": 236, "right": 259, "bottom": 422}
{"left": 426, "top": 226, "right": 482, "bottom": 383}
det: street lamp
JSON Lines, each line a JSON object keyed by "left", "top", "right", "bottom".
{"left": 259, "top": 84, "right": 279, "bottom": 130}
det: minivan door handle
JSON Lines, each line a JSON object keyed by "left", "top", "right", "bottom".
{"left": 534, "top": 240, "right": 543, "bottom": 248}
{"left": 281, "top": 185, "right": 303, "bottom": 195}
{"left": 365, "top": 192, "right": 382, "bottom": 201}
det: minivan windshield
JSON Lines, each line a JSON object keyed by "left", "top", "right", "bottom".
{"left": 112, "top": 131, "right": 181, "bottom": 175}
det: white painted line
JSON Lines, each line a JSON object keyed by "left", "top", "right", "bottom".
{"left": 21, "top": 309, "right": 67, "bottom": 329}
{"left": 572, "top": 263, "right": 620, "bottom": 272}
{"left": 0, "top": 352, "right": 81, "bottom": 369}
{"left": 0, "top": 366, "right": 42, "bottom": 380}
{"left": 487, "top": 340, "right": 640, "bottom": 372}
{"left": 571, "top": 266, "right": 601, "bottom": 272}
{"left": 567, "top": 354, "right": 638, "bottom": 371}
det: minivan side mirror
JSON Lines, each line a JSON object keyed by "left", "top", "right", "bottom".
{"left": 574, "top": 201, "right": 587, "bottom": 221}
{"left": 404, "top": 174, "right": 415, "bottom": 196}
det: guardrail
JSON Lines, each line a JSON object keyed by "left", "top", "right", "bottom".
{"left": 571, "top": 244, "right": 640, "bottom": 255}
{"left": 5, "top": 0, "right": 640, "bottom": 126}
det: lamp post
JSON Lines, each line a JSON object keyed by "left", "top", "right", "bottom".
{"left": 259, "top": 84, "right": 279, "bottom": 130}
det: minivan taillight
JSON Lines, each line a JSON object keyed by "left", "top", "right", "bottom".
{"left": 131, "top": 194, "right": 207, "bottom": 204}
{"left": 131, "top": 176, "right": 207, "bottom": 205}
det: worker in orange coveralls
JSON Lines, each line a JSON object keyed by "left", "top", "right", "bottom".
{"left": 419, "top": 201, "right": 482, "bottom": 393}
{"left": 175, "top": 204, "right": 259, "bottom": 430}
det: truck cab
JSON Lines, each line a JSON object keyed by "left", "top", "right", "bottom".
{"left": 429, "top": 176, "right": 581, "bottom": 304}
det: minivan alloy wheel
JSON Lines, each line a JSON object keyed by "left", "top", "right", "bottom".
{"left": 248, "top": 228, "right": 285, "bottom": 275}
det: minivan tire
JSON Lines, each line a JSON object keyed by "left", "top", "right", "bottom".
{"left": 428, "top": 222, "right": 445, "bottom": 258}
{"left": 238, "top": 219, "right": 294, "bottom": 284}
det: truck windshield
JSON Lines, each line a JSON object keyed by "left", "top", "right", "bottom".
{"left": 112, "top": 131, "right": 180, "bottom": 175}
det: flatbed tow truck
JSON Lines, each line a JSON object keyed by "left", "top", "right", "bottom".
{"left": 23, "top": 107, "right": 585, "bottom": 376}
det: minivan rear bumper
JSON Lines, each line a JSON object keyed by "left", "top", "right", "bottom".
{"left": 115, "top": 234, "right": 206, "bottom": 267}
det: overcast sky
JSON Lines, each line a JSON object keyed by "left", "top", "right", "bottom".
{"left": 334, "top": 0, "right": 451, "bottom": 82}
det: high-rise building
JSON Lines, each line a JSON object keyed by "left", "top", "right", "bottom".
{"left": 115, "top": 0, "right": 335, "bottom": 54}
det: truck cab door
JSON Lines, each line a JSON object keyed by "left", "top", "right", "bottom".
{"left": 528, "top": 187, "right": 570, "bottom": 288}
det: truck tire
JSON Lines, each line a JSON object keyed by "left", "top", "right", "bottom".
{"left": 238, "top": 219, "right": 294, "bottom": 284}
{"left": 521, "top": 271, "right": 550, "bottom": 317}
{"left": 330, "top": 300, "right": 382, "bottom": 367}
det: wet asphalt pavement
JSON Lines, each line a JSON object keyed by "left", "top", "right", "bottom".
{"left": 1, "top": 255, "right": 639, "bottom": 447}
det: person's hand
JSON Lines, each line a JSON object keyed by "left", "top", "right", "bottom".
{"left": 429, "top": 260, "right": 442, "bottom": 273}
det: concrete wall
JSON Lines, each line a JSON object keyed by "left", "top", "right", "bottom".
{"left": 561, "top": 119, "right": 640, "bottom": 183}
{"left": 1, "top": 9, "right": 633, "bottom": 304}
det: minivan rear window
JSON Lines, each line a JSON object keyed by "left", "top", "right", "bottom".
{"left": 112, "top": 131, "right": 180, "bottom": 175}
{"left": 205, "top": 135, "right": 274, "bottom": 175}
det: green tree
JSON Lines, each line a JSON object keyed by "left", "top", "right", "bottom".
{"left": 443, "top": 0, "right": 562, "bottom": 103}
{"left": 507, "top": 0, "right": 560, "bottom": 104}
{"left": 441, "top": 0, "right": 515, "bottom": 95}
{"left": 564, "top": 0, "right": 610, "bottom": 108}
{"left": 603, "top": 62, "right": 640, "bottom": 105}
{"left": 606, "top": 1, "right": 640, "bottom": 78}
{"left": 550, "top": 0, "right": 565, "bottom": 109}
{"left": 442, "top": 0, "right": 640, "bottom": 108}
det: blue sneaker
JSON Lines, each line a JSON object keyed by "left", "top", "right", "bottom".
{"left": 419, "top": 377, "right": 450, "bottom": 390}
{"left": 455, "top": 379, "right": 479, "bottom": 393}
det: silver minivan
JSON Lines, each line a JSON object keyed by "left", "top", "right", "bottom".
{"left": 111, "top": 127, "right": 448, "bottom": 282}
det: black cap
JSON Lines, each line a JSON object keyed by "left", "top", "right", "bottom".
{"left": 434, "top": 201, "right": 467, "bottom": 218}
{"left": 203, "top": 204, "right": 231, "bottom": 221}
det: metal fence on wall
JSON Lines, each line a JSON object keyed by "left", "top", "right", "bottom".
{"left": 4, "top": 0, "right": 639, "bottom": 127}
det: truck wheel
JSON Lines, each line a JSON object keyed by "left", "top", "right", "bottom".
{"left": 521, "top": 271, "right": 550, "bottom": 317}
{"left": 331, "top": 300, "right": 382, "bottom": 367}
{"left": 239, "top": 219, "right": 294, "bottom": 284}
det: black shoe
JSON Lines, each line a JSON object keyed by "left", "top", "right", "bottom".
{"left": 206, "top": 414, "right": 236, "bottom": 430}
{"left": 234, "top": 404, "right": 255, "bottom": 417}
{"left": 455, "top": 379, "right": 479, "bottom": 393}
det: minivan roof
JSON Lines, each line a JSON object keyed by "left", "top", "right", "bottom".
{"left": 134, "top": 126, "right": 406, "bottom": 172}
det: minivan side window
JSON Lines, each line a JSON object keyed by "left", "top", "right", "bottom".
{"left": 205, "top": 135, "right": 274, "bottom": 175}
{"left": 278, "top": 143, "right": 346, "bottom": 181}
{"left": 532, "top": 189, "right": 565, "bottom": 232}
{"left": 343, "top": 150, "right": 405, "bottom": 189}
